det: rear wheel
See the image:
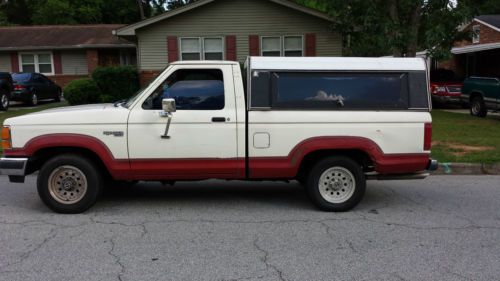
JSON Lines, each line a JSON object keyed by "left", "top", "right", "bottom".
{"left": 27, "top": 91, "right": 38, "bottom": 106}
{"left": 470, "top": 96, "right": 487, "bottom": 117}
{"left": 0, "top": 90, "right": 9, "bottom": 111}
{"left": 306, "top": 156, "right": 366, "bottom": 212}
{"left": 37, "top": 154, "right": 103, "bottom": 214}
{"left": 54, "top": 89, "right": 62, "bottom": 102}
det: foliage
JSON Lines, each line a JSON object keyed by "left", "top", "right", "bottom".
{"left": 320, "top": 0, "right": 472, "bottom": 58}
{"left": 92, "top": 66, "right": 140, "bottom": 103}
{"left": 0, "top": 0, "right": 143, "bottom": 25}
{"left": 64, "top": 79, "right": 102, "bottom": 106}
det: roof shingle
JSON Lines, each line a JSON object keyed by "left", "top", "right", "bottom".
{"left": 0, "top": 24, "right": 134, "bottom": 50}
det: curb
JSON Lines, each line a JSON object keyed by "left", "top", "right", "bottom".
{"left": 432, "top": 163, "right": 500, "bottom": 175}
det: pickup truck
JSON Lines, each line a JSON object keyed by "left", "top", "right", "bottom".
{"left": 0, "top": 57, "right": 437, "bottom": 214}
{"left": 462, "top": 77, "right": 500, "bottom": 117}
{"left": 0, "top": 72, "right": 13, "bottom": 111}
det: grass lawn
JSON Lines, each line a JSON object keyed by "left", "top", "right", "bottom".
{"left": 1, "top": 101, "right": 68, "bottom": 153}
{"left": 431, "top": 110, "right": 500, "bottom": 163}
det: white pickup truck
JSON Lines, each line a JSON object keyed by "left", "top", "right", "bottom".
{"left": 1, "top": 57, "right": 437, "bottom": 213}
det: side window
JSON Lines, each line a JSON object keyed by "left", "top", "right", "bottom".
{"left": 142, "top": 69, "right": 225, "bottom": 110}
{"left": 32, "top": 74, "right": 43, "bottom": 84}
{"left": 271, "top": 72, "right": 409, "bottom": 110}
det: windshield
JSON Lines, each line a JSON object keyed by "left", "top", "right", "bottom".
{"left": 12, "top": 73, "right": 31, "bottom": 82}
{"left": 124, "top": 65, "right": 170, "bottom": 108}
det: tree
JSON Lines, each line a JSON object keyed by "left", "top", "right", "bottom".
{"left": 315, "top": 0, "right": 485, "bottom": 59}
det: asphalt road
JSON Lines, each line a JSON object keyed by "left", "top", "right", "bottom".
{"left": 0, "top": 175, "right": 499, "bottom": 281}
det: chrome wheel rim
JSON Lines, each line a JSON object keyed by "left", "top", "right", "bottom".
{"left": 32, "top": 94, "right": 38, "bottom": 105}
{"left": 48, "top": 165, "right": 87, "bottom": 204}
{"left": 318, "top": 167, "right": 356, "bottom": 203}
{"left": 472, "top": 101, "right": 480, "bottom": 114}
{"left": 1, "top": 94, "right": 8, "bottom": 108}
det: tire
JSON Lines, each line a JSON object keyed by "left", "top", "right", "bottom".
{"left": 37, "top": 154, "right": 103, "bottom": 214}
{"left": 470, "top": 96, "right": 487, "bottom": 117}
{"left": 0, "top": 90, "right": 9, "bottom": 111}
{"left": 27, "top": 91, "right": 38, "bottom": 106}
{"left": 306, "top": 156, "right": 366, "bottom": 212}
{"left": 54, "top": 89, "right": 62, "bottom": 102}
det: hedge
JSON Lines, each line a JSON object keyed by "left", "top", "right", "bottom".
{"left": 92, "top": 66, "right": 140, "bottom": 103}
{"left": 64, "top": 79, "right": 101, "bottom": 105}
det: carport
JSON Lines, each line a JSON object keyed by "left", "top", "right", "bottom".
{"left": 451, "top": 42, "right": 500, "bottom": 78}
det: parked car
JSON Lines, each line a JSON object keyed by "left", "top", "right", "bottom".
{"left": 11, "top": 73, "right": 62, "bottom": 106}
{"left": 462, "top": 77, "right": 500, "bottom": 117}
{"left": 0, "top": 57, "right": 437, "bottom": 214}
{"left": 430, "top": 69, "right": 463, "bottom": 107}
{"left": 0, "top": 72, "right": 13, "bottom": 111}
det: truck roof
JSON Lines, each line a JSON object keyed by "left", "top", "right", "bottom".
{"left": 170, "top": 60, "right": 240, "bottom": 66}
{"left": 246, "top": 57, "right": 427, "bottom": 72}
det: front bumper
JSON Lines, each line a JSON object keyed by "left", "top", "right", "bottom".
{"left": 0, "top": 157, "right": 28, "bottom": 176}
{"left": 432, "top": 95, "right": 462, "bottom": 104}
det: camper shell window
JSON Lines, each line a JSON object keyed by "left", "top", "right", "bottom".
{"left": 250, "top": 71, "right": 429, "bottom": 110}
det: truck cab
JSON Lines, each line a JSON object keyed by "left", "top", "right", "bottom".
{"left": 1, "top": 57, "right": 437, "bottom": 214}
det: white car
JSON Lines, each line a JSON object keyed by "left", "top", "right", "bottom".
{"left": 0, "top": 57, "right": 437, "bottom": 213}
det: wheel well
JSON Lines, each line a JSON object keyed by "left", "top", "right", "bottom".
{"left": 28, "top": 147, "right": 110, "bottom": 179}
{"left": 469, "top": 91, "right": 483, "bottom": 102}
{"left": 296, "top": 149, "right": 373, "bottom": 180}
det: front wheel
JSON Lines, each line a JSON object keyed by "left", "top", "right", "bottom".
{"left": 0, "top": 91, "right": 9, "bottom": 111}
{"left": 470, "top": 96, "right": 487, "bottom": 117}
{"left": 54, "top": 89, "right": 62, "bottom": 102}
{"left": 306, "top": 156, "right": 366, "bottom": 212}
{"left": 37, "top": 154, "right": 103, "bottom": 213}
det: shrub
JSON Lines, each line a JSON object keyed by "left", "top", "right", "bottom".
{"left": 92, "top": 66, "right": 140, "bottom": 103}
{"left": 64, "top": 79, "right": 102, "bottom": 105}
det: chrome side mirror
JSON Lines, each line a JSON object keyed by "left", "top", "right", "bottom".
{"left": 162, "top": 98, "right": 176, "bottom": 113}
{"left": 160, "top": 98, "right": 176, "bottom": 139}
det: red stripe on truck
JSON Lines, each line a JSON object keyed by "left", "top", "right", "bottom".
{"left": 4, "top": 135, "right": 429, "bottom": 180}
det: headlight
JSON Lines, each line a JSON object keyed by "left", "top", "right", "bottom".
{"left": 1, "top": 126, "right": 11, "bottom": 150}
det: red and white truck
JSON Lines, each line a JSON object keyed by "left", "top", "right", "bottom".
{"left": 1, "top": 57, "right": 437, "bottom": 213}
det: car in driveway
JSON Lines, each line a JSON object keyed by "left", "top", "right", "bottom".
{"left": 11, "top": 73, "right": 62, "bottom": 106}
{"left": 430, "top": 69, "right": 463, "bottom": 107}
{"left": 462, "top": 76, "right": 500, "bottom": 117}
{"left": 0, "top": 72, "right": 13, "bottom": 111}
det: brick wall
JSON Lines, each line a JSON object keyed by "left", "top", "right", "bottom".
{"left": 455, "top": 21, "right": 500, "bottom": 47}
{"left": 139, "top": 70, "right": 161, "bottom": 87}
{"left": 86, "top": 49, "right": 99, "bottom": 74}
{"left": 50, "top": 74, "right": 89, "bottom": 89}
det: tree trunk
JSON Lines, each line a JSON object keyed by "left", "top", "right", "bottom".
{"left": 137, "top": 0, "right": 145, "bottom": 20}
{"left": 388, "top": 0, "right": 403, "bottom": 57}
{"left": 406, "top": 1, "right": 422, "bottom": 57}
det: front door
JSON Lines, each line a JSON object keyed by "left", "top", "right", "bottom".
{"left": 127, "top": 64, "right": 242, "bottom": 180}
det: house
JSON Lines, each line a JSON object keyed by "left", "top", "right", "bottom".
{"left": 0, "top": 24, "right": 136, "bottom": 88}
{"left": 115, "top": 0, "right": 341, "bottom": 85}
{"left": 438, "top": 15, "right": 500, "bottom": 78}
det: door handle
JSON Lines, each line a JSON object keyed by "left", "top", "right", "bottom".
{"left": 211, "top": 117, "right": 227, "bottom": 122}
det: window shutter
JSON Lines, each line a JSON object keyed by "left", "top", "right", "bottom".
{"left": 10, "top": 52, "right": 19, "bottom": 72}
{"left": 249, "top": 35, "right": 260, "bottom": 56}
{"left": 53, "top": 51, "right": 62, "bottom": 74}
{"left": 167, "top": 36, "right": 179, "bottom": 62}
{"left": 225, "top": 36, "right": 237, "bottom": 61}
{"left": 305, "top": 33, "right": 316, "bottom": 57}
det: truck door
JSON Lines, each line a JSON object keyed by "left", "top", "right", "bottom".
{"left": 127, "top": 65, "right": 242, "bottom": 179}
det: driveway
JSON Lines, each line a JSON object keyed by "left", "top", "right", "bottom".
{"left": 0, "top": 176, "right": 499, "bottom": 281}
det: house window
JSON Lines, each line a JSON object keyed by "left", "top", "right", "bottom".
{"left": 20, "top": 53, "right": 53, "bottom": 74}
{"left": 472, "top": 25, "right": 480, "bottom": 43}
{"left": 261, "top": 36, "right": 304, "bottom": 57}
{"left": 180, "top": 37, "right": 224, "bottom": 60}
{"left": 262, "top": 37, "right": 282, "bottom": 56}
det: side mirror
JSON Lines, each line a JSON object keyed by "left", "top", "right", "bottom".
{"left": 160, "top": 98, "right": 176, "bottom": 139}
{"left": 162, "top": 98, "right": 176, "bottom": 113}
